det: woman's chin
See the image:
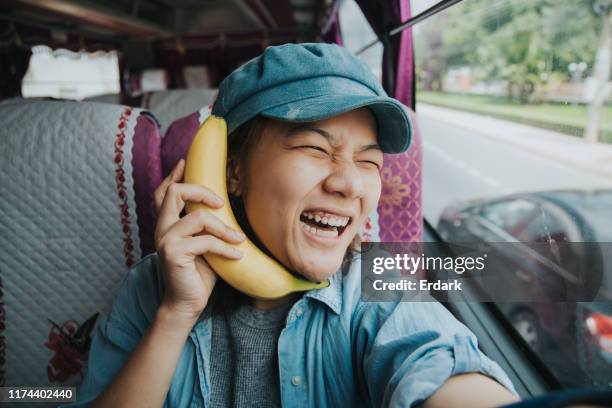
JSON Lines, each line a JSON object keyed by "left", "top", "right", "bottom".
{"left": 287, "top": 234, "right": 351, "bottom": 282}
{"left": 294, "top": 260, "right": 342, "bottom": 283}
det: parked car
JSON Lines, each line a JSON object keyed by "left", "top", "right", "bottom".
{"left": 438, "top": 190, "right": 612, "bottom": 386}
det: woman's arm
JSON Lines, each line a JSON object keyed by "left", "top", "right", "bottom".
{"left": 86, "top": 159, "right": 244, "bottom": 407}
{"left": 89, "top": 305, "right": 197, "bottom": 408}
{"left": 351, "top": 301, "right": 518, "bottom": 407}
{"left": 419, "top": 373, "right": 519, "bottom": 408}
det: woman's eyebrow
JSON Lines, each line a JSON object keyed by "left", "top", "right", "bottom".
{"left": 286, "top": 124, "right": 336, "bottom": 143}
{"left": 286, "top": 124, "right": 382, "bottom": 152}
{"left": 358, "top": 143, "right": 383, "bottom": 153}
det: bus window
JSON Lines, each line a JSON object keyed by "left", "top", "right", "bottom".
{"left": 413, "top": 0, "right": 612, "bottom": 387}
{"left": 339, "top": 0, "right": 383, "bottom": 81}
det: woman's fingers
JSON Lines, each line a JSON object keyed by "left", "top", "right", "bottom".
{"left": 162, "top": 209, "right": 245, "bottom": 244}
{"left": 155, "top": 183, "right": 225, "bottom": 242}
{"left": 181, "top": 235, "right": 243, "bottom": 259}
{"left": 158, "top": 234, "right": 242, "bottom": 269}
{"left": 154, "top": 159, "right": 185, "bottom": 212}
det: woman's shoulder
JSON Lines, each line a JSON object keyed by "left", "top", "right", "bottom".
{"left": 125, "top": 252, "right": 164, "bottom": 291}
{"left": 339, "top": 253, "right": 467, "bottom": 333}
{"left": 107, "top": 252, "right": 165, "bottom": 329}
{"left": 339, "top": 253, "right": 404, "bottom": 312}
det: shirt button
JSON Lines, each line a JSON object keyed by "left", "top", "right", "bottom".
{"left": 295, "top": 307, "right": 303, "bottom": 317}
{"left": 291, "top": 376, "right": 301, "bottom": 386}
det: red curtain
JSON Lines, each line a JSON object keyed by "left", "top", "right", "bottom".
{"left": 355, "top": 0, "right": 422, "bottom": 243}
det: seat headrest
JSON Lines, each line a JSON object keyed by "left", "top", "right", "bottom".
{"left": 141, "top": 88, "right": 218, "bottom": 133}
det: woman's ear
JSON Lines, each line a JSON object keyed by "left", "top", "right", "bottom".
{"left": 227, "top": 154, "right": 242, "bottom": 196}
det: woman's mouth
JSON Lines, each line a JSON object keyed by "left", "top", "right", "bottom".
{"left": 299, "top": 210, "right": 351, "bottom": 239}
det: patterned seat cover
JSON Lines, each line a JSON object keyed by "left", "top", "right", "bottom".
{"left": 0, "top": 101, "right": 162, "bottom": 387}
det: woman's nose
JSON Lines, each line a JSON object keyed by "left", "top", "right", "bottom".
{"left": 323, "top": 159, "right": 365, "bottom": 199}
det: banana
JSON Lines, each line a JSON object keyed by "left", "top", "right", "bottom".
{"left": 183, "top": 115, "right": 330, "bottom": 299}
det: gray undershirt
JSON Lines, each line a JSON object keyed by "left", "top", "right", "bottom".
{"left": 209, "top": 300, "right": 294, "bottom": 408}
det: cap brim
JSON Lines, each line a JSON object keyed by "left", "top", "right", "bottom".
{"left": 259, "top": 94, "right": 412, "bottom": 154}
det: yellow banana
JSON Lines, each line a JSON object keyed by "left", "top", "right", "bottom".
{"left": 184, "top": 115, "right": 330, "bottom": 299}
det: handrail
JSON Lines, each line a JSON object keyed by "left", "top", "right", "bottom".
{"left": 355, "top": 0, "right": 464, "bottom": 56}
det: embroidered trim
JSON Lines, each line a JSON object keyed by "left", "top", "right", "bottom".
{"left": 114, "top": 107, "right": 136, "bottom": 267}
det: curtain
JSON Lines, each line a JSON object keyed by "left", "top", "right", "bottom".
{"left": 355, "top": 0, "right": 422, "bottom": 243}
{"left": 319, "top": 1, "right": 344, "bottom": 45}
{"left": 355, "top": 0, "right": 414, "bottom": 108}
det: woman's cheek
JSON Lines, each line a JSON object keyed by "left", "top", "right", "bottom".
{"left": 283, "top": 155, "right": 331, "bottom": 186}
{"left": 363, "top": 170, "right": 382, "bottom": 206}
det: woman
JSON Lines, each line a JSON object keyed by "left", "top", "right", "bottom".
{"left": 64, "top": 43, "right": 519, "bottom": 407}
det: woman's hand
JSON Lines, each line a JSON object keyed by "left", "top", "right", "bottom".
{"left": 153, "top": 159, "right": 245, "bottom": 322}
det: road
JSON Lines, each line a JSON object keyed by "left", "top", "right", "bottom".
{"left": 418, "top": 105, "right": 612, "bottom": 224}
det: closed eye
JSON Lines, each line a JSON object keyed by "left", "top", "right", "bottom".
{"left": 361, "top": 160, "right": 382, "bottom": 169}
{"left": 301, "top": 145, "right": 328, "bottom": 154}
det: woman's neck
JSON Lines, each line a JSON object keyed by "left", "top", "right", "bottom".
{"left": 250, "top": 292, "right": 300, "bottom": 310}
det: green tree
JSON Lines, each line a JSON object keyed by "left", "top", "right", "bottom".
{"left": 585, "top": 0, "right": 612, "bottom": 143}
{"left": 417, "top": 0, "right": 601, "bottom": 102}
{"left": 415, "top": 13, "right": 447, "bottom": 91}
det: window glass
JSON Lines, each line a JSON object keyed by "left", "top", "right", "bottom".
{"left": 412, "top": 0, "right": 612, "bottom": 387}
{"left": 480, "top": 199, "right": 537, "bottom": 234}
{"left": 339, "top": 0, "right": 383, "bottom": 81}
{"left": 22, "top": 45, "right": 119, "bottom": 100}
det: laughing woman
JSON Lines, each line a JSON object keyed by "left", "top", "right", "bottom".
{"left": 63, "top": 43, "right": 519, "bottom": 408}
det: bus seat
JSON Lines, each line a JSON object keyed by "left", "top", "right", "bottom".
{"left": 0, "top": 96, "right": 28, "bottom": 105}
{"left": 0, "top": 100, "right": 162, "bottom": 388}
{"left": 1, "top": 96, "right": 71, "bottom": 105}
{"left": 83, "top": 93, "right": 121, "bottom": 104}
{"left": 141, "top": 88, "right": 218, "bottom": 133}
{"left": 363, "top": 109, "right": 423, "bottom": 243}
{"left": 160, "top": 109, "right": 205, "bottom": 176}
{"left": 161, "top": 106, "right": 423, "bottom": 244}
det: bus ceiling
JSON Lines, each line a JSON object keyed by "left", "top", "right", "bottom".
{"left": 0, "top": 0, "right": 346, "bottom": 95}
{"left": 0, "top": 0, "right": 427, "bottom": 102}
{"left": 0, "top": 0, "right": 336, "bottom": 57}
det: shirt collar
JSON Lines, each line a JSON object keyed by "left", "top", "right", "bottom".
{"left": 194, "top": 260, "right": 349, "bottom": 320}
{"left": 303, "top": 263, "right": 345, "bottom": 315}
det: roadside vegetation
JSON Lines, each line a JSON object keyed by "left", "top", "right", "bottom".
{"left": 417, "top": 91, "right": 612, "bottom": 143}
{"left": 415, "top": 0, "right": 612, "bottom": 144}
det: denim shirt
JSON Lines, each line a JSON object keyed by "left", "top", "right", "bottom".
{"left": 61, "top": 253, "right": 515, "bottom": 407}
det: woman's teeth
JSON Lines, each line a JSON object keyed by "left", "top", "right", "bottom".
{"left": 300, "top": 221, "right": 339, "bottom": 237}
{"left": 299, "top": 211, "right": 351, "bottom": 239}
{"left": 302, "top": 211, "right": 350, "bottom": 227}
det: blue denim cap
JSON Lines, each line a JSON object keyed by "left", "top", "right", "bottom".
{"left": 211, "top": 43, "right": 412, "bottom": 153}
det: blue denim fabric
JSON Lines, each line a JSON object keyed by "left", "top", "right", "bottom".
{"left": 60, "top": 253, "right": 516, "bottom": 407}
{"left": 211, "top": 43, "right": 412, "bottom": 154}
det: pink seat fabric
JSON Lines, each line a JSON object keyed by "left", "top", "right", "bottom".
{"left": 161, "top": 111, "right": 202, "bottom": 176}
{"left": 132, "top": 111, "right": 164, "bottom": 256}
{"left": 372, "top": 109, "right": 423, "bottom": 243}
